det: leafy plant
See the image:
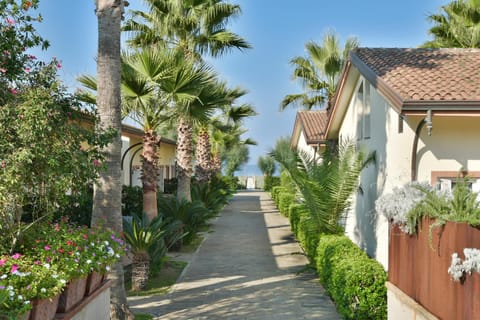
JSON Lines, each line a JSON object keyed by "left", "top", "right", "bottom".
{"left": 123, "top": 214, "right": 184, "bottom": 291}
{"left": 157, "top": 196, "right": 211, "bottom": 245}
{"left": 272, "top": 139, "right": 375, "bottom": 234}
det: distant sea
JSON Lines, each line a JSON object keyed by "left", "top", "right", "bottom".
{"left": 234, "top": 164, "right": 263, "bottom": 177}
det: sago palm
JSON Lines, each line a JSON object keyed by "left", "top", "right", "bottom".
{"left": 281, "top": 31, "right": 358, "bottom": 111}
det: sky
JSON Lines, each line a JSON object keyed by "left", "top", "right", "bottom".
{"left": 32, "top": 0, "right": 451, "bottom": 173}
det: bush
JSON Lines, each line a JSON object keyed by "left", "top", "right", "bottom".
{"left": 296, "top": 213, "right": 320, "bottom": 260}
{"left": 122, "top": 185, "right": 143, "bottom": 218}
{"left": 264, "top": 175, "right": 280, "bottom": 191}
{"left": 316, "top": 234, "right": 387, "bottom": 320}
{"left": 271, "top": 186, "right": 287, "bottom": 203}
{"left": 288, "top": 203, "right": 309, "bottom": 236}
{"left": 164, "top": 178, "right": 177, "bottom": 194}
{"left": 278, "top": 192, "right": 295, "bottom": 216}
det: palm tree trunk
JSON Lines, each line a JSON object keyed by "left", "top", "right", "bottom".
{"left": 211, "top": 152, "right": 222, "bottom": 175}
{"left": 141, "top": 130, "right": 159, "bottom": 221}
{"left": 94, "top": 1, "right": 133, "bottom": 319}
{"left": 195, "top": 127, "right": 212, "bottom": 184}
{"left": 176, "top": 117, "right": 193, "bottom": 202}
{"left": 131, "top": 252, "right": 150, "bottom": 291}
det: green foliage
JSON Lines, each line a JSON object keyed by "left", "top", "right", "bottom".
{"left": 278, "top": 192, "right": 295, "bottom": 216}
{"left": 257, "top": 155, "right": 276, "bottom": 177}
{"left": 288, "top": 203, "right": 309, "bottom": 235}
{"left": 296, "top": 213, "right": 321, "bottom": 260}
{"left": 272, "top": 139, "right": 375, "bottom": 234}
{"left": 404, "top": 177, "right": 480, "bottom": 246}
{"left": 316, "top": 234, "right": 387, "bottom": 320}
{"left": 157, "top": 196, "right": 211, "bottom": 245}
{"left": 270, "top": 186, "right": 287, "bottom": 204}
{"left": 223, "top": 144, "right": 250, "bottom": 176}
{"left": 123, "top": 214, "right": 184, "bottom": 265}
{"left": 164, "top": 178, "right": 178, "bottom": 194}
{"left": 422, "top": 0, "right": 480, "bottom": 48}
{"left": 122, "top": 186, "right": 143, "bottom": 218}
{"left": 191, "top": 176, "right": 233, "bottom": 215}
{"left": 53, "top": 186, "right": 93, "bottom": 227}
{"left": 264, "top": 175, "right": 280, "bottom": 191}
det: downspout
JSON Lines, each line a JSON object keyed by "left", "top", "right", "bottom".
{"left": 411, "top": 110, "right": 433, "bottom": 182}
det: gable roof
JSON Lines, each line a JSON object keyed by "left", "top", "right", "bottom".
{"left": 327, "top": 48, "right": 480, "bottom": 139}
{"left": 291, "top": 110, "right": 328, "bottom": 148}
{"left": 350, "top": 48, "right": 480, "bottom": 112}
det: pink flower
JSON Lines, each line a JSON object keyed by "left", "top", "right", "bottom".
{"left": 10, "top": 88, "right": 17, "bottom": 95}
{"left": 28, "top": 54, "right": 36, "bottom": 60}
{"left": 1, "top": 161, "right": 6, "bottom": 169}
{"left": 0, "top": 258, "right": 6, "bottom": 266}
{"left": 93, "top": 159, "right": 101, "bottom": 167}
{"left": 11, "top": 253, "right": 21, "bottom": 259}
{"left": 25, "top": 67, "right": 30, "bottom": 73}
{"left": 56, "top": 62, "right": 62, "bottom": 69}
{"left": 34, "top": 260, "right": 41, "bottom": 265}
{"left": 6, "top": 18, "right": 15, "bottom": 26}
{"left": 10, "top": 264, "right": 18, "bottom": 273}
{"left": 44, "top": 245, "right": 51, "bottom": 251}
{"left": 0, "top": 68, "right": 6, "bottom": 73}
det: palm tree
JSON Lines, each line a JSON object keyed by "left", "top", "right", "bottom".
{"left": 195, "top": 86, "right": 255, "bottom": 183}
{"left": 281, "top": 31, "right": 358, "bottom": 111}
{"left": 271, "top": 139, "right": 375, "bottom": 234}
{"left": 94, "top": 1, "right": 132, "bottom": 319}
{"left": 124, "top": 0, "right": 251, "bottom": 198}
{"left": 422, "top": 0, "right": 480, "bottom": 48}
{"left": 257, "top": 155, "right": 276, "bottom": 177}
{"left": 124, "top": 0, "right": 251, "bottom": 58}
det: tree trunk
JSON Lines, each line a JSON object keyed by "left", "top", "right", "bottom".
{"left": 211, "top": 152, "right": 222, "bottom": 175}
{"left": 141, "top": 130, "right": 159, "bottom": 221}
{"left": 176, "top": 117, "right": 193, "bottom": 202}
{"left": 195, "top": 127, "right": 212, "bottom": 184}
{"left": 94, "top": 1, "right": 133, "bottom": 319}
{"left": 131, "top": 252, "right": 150, "bottom": 291}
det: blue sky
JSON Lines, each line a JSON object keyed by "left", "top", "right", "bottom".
{"left": 33, "top": 0, "right": 450, "bottom": 171}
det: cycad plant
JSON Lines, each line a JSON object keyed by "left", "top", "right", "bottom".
{"left": 272, "top": 139, "right": 375, "bottom": 234}
{"left": 123, "top": 214, "right": 183, "bottom": 291}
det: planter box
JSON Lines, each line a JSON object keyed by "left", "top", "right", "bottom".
{"left": 389, "top": 218, "right": 480, "bottom": 320}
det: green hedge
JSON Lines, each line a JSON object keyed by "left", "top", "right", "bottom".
{"left": 278, "top": 192, "right": 295, "bottom": 216}
{"left": 271, "top": 186, "right": 287, "bottom": 204}
{"left": 288, "top": 203, "right": 309, "bottom": 235}
{"left": 316, "top": 234, "right": 387, "bottom": 320}
{"left": 264, "top": 175, "right": 280, "bottom": 191}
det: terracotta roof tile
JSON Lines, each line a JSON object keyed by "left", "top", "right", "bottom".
{"left": 297, "top": 110, "right": 328, "bottom": 143}
{"left": 351, "top": 48, "right": 480, "bottom": 105}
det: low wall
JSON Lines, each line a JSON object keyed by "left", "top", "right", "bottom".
{"left": 388, "top": 219, "right": 480, "bottom": 319}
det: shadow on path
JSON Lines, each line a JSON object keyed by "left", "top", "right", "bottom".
{"left": 129, "top": 191, "right": 340, "bottom": 320}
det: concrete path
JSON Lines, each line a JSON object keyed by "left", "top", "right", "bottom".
{"left": 129, "top": 191, "right": 340, "bottom": 320}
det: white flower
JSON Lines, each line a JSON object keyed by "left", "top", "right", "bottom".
{"left": 7, "top": 285, "right": 13, "bottom": 291}
{"left": 105, "top": 266, "right": 111, "bottom": 272}
{"left": 60, "top": 279, "right": 66, "bottom": 284}
{"left": 0, "top": 274, "right": 7, "bottom": 279}
{"left": 44, "top": 263, "right": 50, "bottom": 269}
{"left": 87, "top": 259, "right": 92, "bottom": 264}
{"left": 104, "top": 241, "right": 110, "bottom": 246}
{"left": 52, "top": 274, "right": 58, "bottom": 279}
{"left": 107, "top": 248, "right": 114, "bottom": 256}
{"left": 17, "top": 295, "right": 23, "bottom": 300}
{"left": 40, "top": 288, "right": 47, "bottom": 293}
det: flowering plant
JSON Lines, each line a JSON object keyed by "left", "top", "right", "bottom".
{"left": 0, "top": 253, "right": 66, "bottom": 317}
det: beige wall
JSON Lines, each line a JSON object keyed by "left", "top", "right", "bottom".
{"left": 337, "top": 75, "right": 480, "bottom": 270}
{"left": 295, "top": 131, "right": 317, "bottom": 160}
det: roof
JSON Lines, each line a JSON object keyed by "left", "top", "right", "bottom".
{"left": 326, "top": 48, "right": 480, "bottom": 139}
{"left": 121, "top": 124, "right": 177, "bottom": 146}
{"left": 350, "top": 48, "right": 480, "bottom": 111}
{"left": 291, "top": 110, "right": 328, "bottom": 148}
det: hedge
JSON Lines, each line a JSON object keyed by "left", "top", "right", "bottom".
{"left": 278, "top": 192, "right": 295, "bottom": 216}
{"left": 271, "top": 186, "right": 287, "bottom": 204}
{"left": 316, "top": 234, "right": 387, "bottom": 320}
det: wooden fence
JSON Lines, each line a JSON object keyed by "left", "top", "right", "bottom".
{"left": 389, "top": 218, "right": 480, "bottom": 320}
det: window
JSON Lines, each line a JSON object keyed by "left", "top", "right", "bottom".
{"left": 431, "top": 171, "right": 480, "bottom": 193}
{"left": 355, "top": 81, "right": 371, "bottom": 140}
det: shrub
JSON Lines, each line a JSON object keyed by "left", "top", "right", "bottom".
{"left": 278, "top": 192, "right": 295, "bottom": 216}
{"left": 122, "top": 185, "right": 143, "bottom": 218}
{"left": 316, "top": 234, "right": 387, "bottom": 320}
{"left": 264, "top": 175, "right": 280, "bottom": 191}
{"left": 296, "top": 213, "right": 320, "bottom": 260}
{"left": 270, "top": 186, "right": 286, "bottom": 203}
{"left": 288, "top": 203, "right": 309, "bottom": 236}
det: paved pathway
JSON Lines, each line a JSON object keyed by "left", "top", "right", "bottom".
{"left": 129, "top": 191, "right": 340, "bottom": 320}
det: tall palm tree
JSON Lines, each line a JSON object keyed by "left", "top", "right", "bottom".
{"left": 281, "top": 31, "right": 358, "bottom": 111}
{"left": 422, "top": 0, "right": 480, "bottom": 48}
{"left": 94, "top": 1, "right": 132, "bottom": 319}
{"left": 124, "top": 0, "right": 251, "bottom": 199}
{"left": 124, "top": 0, "right": 251, "bottom": 58}
{"left": 195, "top": 85, "right": 255, "bottom": 183}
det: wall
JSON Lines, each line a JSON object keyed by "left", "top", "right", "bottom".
{"left": 295, "top": 130, "right": 317, "bottom": 160}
